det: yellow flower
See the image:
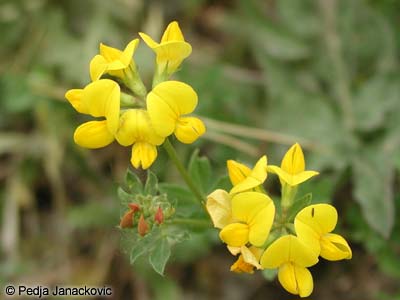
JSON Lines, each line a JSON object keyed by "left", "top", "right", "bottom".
{"left": 206, "top": 189, "right": 232, "bottom": 229}
{"left": 268, "top": 143, "right": 318, "bottom": 186}
{"left": 294, "top": 204, "right": 352, "bottom": 261}
{"left": 229, "top": 156, "right": 268, "bottom": 195}
{"left": 146, "top": 80, "right": 205, "bottom": 144}
{"left": 139, "top": 21, "right": 192, "bottom": 76}
{"left": 115, "top": 109, "right": 164, "bottom": 169}
{"left": 228, "top": 245, "right": 263, "bottom": 274}
{"left": 90, "top": 39, "right": 139, "bottom": 81}
{"left": 65, "top": 79, "right": 120, "bottom": 148}
{"left": 260, "top": 235, "right": 319, "bottom": 298}
{"left": 219, "top": 192, "right": 275, "bottom": 247}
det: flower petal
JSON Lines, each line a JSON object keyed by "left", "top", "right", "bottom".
{"left": 153, "top": 41, "right": 192, "bottom": 73}
{"left": 294, "top": 217, "right": 321, "bottom": 256}
{"left": 138, "top": 32, "right": 159, "bottom": 49}
{"left": 219, "top": 223, "right": 249, "bottom": 247}
{"left": 292, "top": 171, "right": 319, "bottom": 186}
{"left": 295, "top": 204, "right": 338, "bottom": 236}
{"left": 89, "top": 55, "right": 108, "bottom": 81}
{"left": 161, "top": 21, "right": 185, "bottom": 42}
{"left": 227, "top": 160, "right": 251, "bottom": 186}
{"left": 206, "top": 189, "right": 232, "bottom": 229}
{"left": 281, "top": 143, "right": 305, "bottom": 175}
{"left": 147, "top": 81, "right": 198, "bottom": 137}
{"left": 278, "top": 263, "right": 313, "bottom": 298}
{"left": 83, "top": 79, "right": 120, "bottom": 134}
{"left": 320, "top": 233, "right": 352, "bottom": 261}
{"left": 100, "top": 42, "right": 123, "bottom": 62}
{"left": 241, "top": 246, "right": 262, "bottom": 269}
{"left": 130, "top": 142, "right": 158, "bottom": 169}
{"left": 74, "top": 121, "right": 114, "bottom": 149}
{"left": 174, "top": 116, "right": 205, "bottom": 144}
{"left": 230, "top": 254, "right": 255, "bottom": 274}
{"left": 248, "top": 204, "right": 275, "bottom": 247}
{"left": 120, "top": 38, "right": 139, "bottom": 67}
{"left": 260, "top": 235, "right": 318, "bottom": 269}
{"left": 230, "top": 156, "right": 268, "bottom": 194}
{"left": 65, "top": 89, "right": 88, "bottom": 114}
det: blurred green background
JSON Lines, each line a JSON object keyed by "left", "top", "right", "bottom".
{"left": 0, "top": 0, "right": 399, "bottom": 299}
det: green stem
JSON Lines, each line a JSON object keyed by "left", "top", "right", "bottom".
{"left": 163, "top": 138, "right": 205, "bottom": 205}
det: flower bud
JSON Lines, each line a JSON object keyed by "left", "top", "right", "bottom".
{"left": 138, "top": 214, "right": 149, "bottom": 236}
{"left": 154, "top": 206, "right": 164, "bottom": 224}
{"left": 120, "top": 210, "right": 135, "bottom": 228}
{"left": 128, "top": 203, "right": 140, "bottom": 212}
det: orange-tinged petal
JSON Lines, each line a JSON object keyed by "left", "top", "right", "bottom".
{"left": 227, "top": 160, "right": 252, "bottom": 186}
{"left": 65, "top": 89, "right": 88, "bottom": 114}
{"left": 206, "top": 189, "right": 232, "bottom": 229}
{"left": 174, "top": 116, "right": 205, "bottom": 144}
{"left": 219, "top": 223, "right": 249, "bottom": 247}
{"left": 230, "top": 254, "right": 255, "bottom": 274}
{"left": 320, "top": 233, "right": 352, "bottom": 261}
{"left": 73, "top": 120, "right": 114, "bottom": 149}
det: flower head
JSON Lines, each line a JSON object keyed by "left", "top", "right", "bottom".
{"left": 90, "top": 39, "right": 139, "bottom": 81}
{"left": 229, "top": 156, "right": 268, "bottom": 195}
{"left": 268, "top": 143, "right": 318, "bottom": 186}
{"left": 219, "top": 192, "right": 275, "bottom": 247}
{"left": 146, "top": 80, "right": 205, "bottom": 144}
{"left": 139, "top": 21, "right": 192, "bottom": 75}
{"left": 115, "top": 109, "right": 164, "bottom": 169}
{"left": 261, "top": 235, "right": 319, "bottom": 298}
{"left": 65, "top": 79, "right": 120, "bottom": 148}
{"left": 294, "top": 204, "right": 352, "bottom": 260}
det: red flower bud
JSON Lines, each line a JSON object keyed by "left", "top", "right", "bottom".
{"left": 138, "top": 214, "right": 149, "bottom": 236}
{"left": 120, "top": 210, "right": 135, "bottom": 228}
{"left": 128, "top": 203, "right": 140, "bottom": 213}
{"left": 154, "top": 206, "right": 164, "bottom": 225}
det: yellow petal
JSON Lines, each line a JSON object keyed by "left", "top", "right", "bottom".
{"left": 174, "top": 116, "right": 205, "bottom": 144}
{"left": 227, "top": 160, "right": 252, "bottom": 186}
{"left": 130, "top": 142, "right": 158, "bottom": 169}
{"left": 260, "top": 235, "right": 318, "bottom": 269}
{"left": 206, "top": 189, "right": 232, "bottom": 229}
{"left": 74, "top": 121, "right": 114, "bottom": 149}
{"left": 115, "top": 109, "right": 164, "bottom": 146}
{"left": 65, "top": 89, "right": 88, "bottom": 114}
{"left": 231, "top": 192, "right": 275, "bottom": 247}
{"left": 320, "top": 233, "right": 352, "bottom": 261}
{"left": 227, "top": 246, "right": 241, "bottom": 256}
{"left": 230, "top": 155, "right": 268, "bottom": 194}
{"left": 138, "top": 32, "right": 159, "bottom": 49}
{"left": 292, "top": 171, "right": 319, "bottom": 186}
{"left": 89, "top": 55, "right": 108, "bottom": 81}
{"left": 278, "top": 263, "right": 313, "bottom": 297}
{"left": 153, "top": 41, "right": 192, "bottom": 74}
{"left": 100, "top": 42, "right": 123, "bottom": 62}
{"left": 268, "top": 166, "right": 318, "bottom": 187}
{"left": 294, "top": 217, "right": 321, "bottom": 256}
{"left": 281, "top": 143, "right": 305, "bottom": 175}
{"left": 161, "top": 21, "right": 185, "bottom": 42}
{"left": 219, "top": 223, "right": 249, "bottom": 247}
{"left": 120, "top": 38, "right": 139, "bottom": 67}
{"left": 295, "top": 204, "right": 338, "bottom": 236}
{"left": 147, "top": 81, "right": 198, "bottom": 137}
{"left": 82, "top": 79, "right": 120, "bottom": 134}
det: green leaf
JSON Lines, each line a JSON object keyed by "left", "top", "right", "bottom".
{"left": 188, "top": 149, "right": 212, "bottom": 193}
{"left": 352, "top": 143, "right": 395, "bottom": 238}
{"left": 144, "top": 170, "right": 158, "bottom": 196}
{"left": 130, "top": 228, "right": 161, "bottom": 264}
{"left": 149, "top": 237, "right": 171, "bottom": 275}
{"left": 286, "top": 193, "right": 312, "bottom": 222}
{"left": 125, "top": 168, "right": 143, "bottom": 194}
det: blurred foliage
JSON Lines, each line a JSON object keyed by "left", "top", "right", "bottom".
{"left": 0, "top": 0, "right": 399, "bottom": 299}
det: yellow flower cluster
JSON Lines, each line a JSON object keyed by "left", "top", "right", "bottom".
{"left": 65, "top": 21, "right": 205, "bottom": 169}
{"left": 206, "top": 143, "right": 352, "bottom": 297}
